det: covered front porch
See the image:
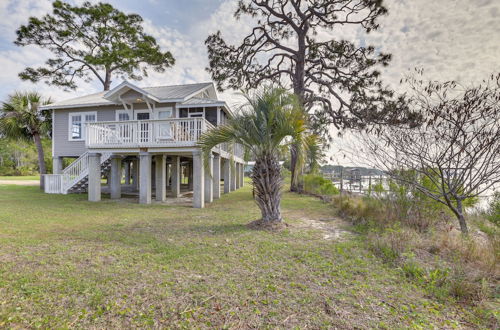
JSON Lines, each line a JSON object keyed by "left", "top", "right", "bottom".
{"left": 86, "top": 150, "right": 245, "bottom": 208}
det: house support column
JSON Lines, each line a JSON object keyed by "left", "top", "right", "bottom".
{"left": 188, "top": 162, "right": 193, "bottom": 190}
{"left": 110, "top": 155, "right": 122, "bottom": 199}
{"left": 166, "top": 162, "right": 170, "bottom": 188}
{"left": 223, "top": 158, "right": 231, "bottom": 194}
{"left": 171, "top": 156, "right": 180, "bottom": 198}
{"left": 230, "top": 160, "right": 237, "bottom": 191}
{"left": 139, "top": 152, "right": 152, "bottom": 204}
{"left": 213, "top": 154, "right": 221, "bottom": 199}
{"left": 240, "top": 163, "right": 244, "bottom": 187}
{"left": 52, "top": 157, "right": 63, "bottom": 174}
{"left": 88, "top": 153, "right": 101, "bottom": 202}
{"left": 155, "top": 155, "right": 166, "bottom": 202}
{"left": 235, "top": 163, "right": 241, "bottom": 189}
{"left": 204, "top": 153, "right": 213, "bottom": 204}
{"left": 124, "top": 160, "right": 131, "bottom": 185}
{"left": 132, "top": 158, "right": 139, "bottom": 190}
{"left": 192, "top": 150, "right": 204, "bottom": 208}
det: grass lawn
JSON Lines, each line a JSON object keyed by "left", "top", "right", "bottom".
{"left": 0, "top": 175, "right": 40, "bottom": 180}
{"left": 0, "top": 184, "right": 487, "bottom": 328}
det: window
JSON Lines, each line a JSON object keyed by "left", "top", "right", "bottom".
{"left": 157, "top": 106, "right": 173, "bottom": 119}
{"left": 188, "top": 108, "right": 204, "bottom": 118}
{"left": 136, "top": 112, "right": 150, "bottom": 120}
{"left": 116, "top": 110, "right": 130, "bottom": 121}
{"left": 68, "top": 112, "right": 96, "bottom": 141}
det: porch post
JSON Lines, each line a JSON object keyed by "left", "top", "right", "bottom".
{"left": 240, "top": 163, "right": 244, "bottom": 187}
{"left": 155, "top": 154, "right": 166, "bottom": 202}
{"left": 132, "top": 158, "right": 139, "bottom": 190}
{"left": 139, "top": 152, "right": 152, "bottom": 204}
{"left": 235, "top": 163, "right": 241, "bottom": 189}
{"left": 124, "top": 160, "right": 131, "bottom": 185}
{"left": 88, "top": 153, "right": 101, "bottom": 202}
{"left": 171, "top": 156, "right": 180, "bottom": 198}
{"left": 204, "top": 153, "right": 213, "bottom": 203}
{"left": 52, "top": 156, "right": 63, "bottom": 174}
{"left": 188, "top": 162, "right": 193, "bottom": 190}
{"left": 223, "top": 158, "right": 231, "bottom": 194}
{"left": 192, "top": 150, "right": 204, "bottom": 208}
{"left": 213, "top": 154, "right": 221, "bottom": 199}
{"left": 110, "top": 155, "right": 122, "bottom": 199}
{"left": 230, "top": 160, "right": 237, "bottom": 191}
{"left": 166, "top": 162, "right": 170, "bottom": 188}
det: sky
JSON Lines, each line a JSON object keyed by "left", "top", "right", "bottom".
{"left": 0, "top": 0, "right": 499, "bottom": 165}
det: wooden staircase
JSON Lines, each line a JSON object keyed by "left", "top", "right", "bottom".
{"left": 67, "top": 157, "right": 112, "bottom": 193}
{"left": 44, "top": 152, "right": 112, "bottom": 194}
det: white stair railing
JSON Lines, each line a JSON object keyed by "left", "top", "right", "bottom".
{"left": 44, "top": 151, "right": 112, "bottom": 194}
{"left": 62, "top": 151, "right": 112, "bottom": 193}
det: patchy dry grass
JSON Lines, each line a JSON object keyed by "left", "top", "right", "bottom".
{"left": 332, "top": 194, "right": 499, "bottom": 327}
{"left": 0, "top": 184, "right": 493, "bottom": 328}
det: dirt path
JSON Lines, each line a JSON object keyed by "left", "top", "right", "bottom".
{"left": 296, "top": 217, "right": 353, "bottom": 240}
{"left": 0, "top": 180, "right": 39, "bottom": 186}
{"left": 284, "top": 208, "right": 353, "bottom": 241}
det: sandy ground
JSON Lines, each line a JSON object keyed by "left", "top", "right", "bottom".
{"left": 0, "top": 180, "right": 39, "bottom": 186}
{"left": 297, "top": 217, "right": 353, "bottom": 240}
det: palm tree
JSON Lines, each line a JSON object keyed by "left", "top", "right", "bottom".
{"left": 198, "top": 87, "right": 307, "bottom": 224}
{"left": 0, "top": 92, "right": 52, "bottom": 188}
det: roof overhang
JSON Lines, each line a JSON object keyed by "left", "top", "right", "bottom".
{"left": 38, "top": 81, "right": 222, "bottom": 110}
{"left": 177, "top": 101, "right": 226, "bottom": 108}
{"left": 39, "top": 102, "right": 117, "bottom": 110}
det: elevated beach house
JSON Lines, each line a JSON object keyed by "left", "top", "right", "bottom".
{"left": 41, "top": 81, "right": 245, "bottom": 208}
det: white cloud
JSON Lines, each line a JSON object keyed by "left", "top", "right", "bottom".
{"left": 329, "top": 0, "right": 500, "bottom": 165}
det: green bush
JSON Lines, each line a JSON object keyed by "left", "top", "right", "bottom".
{"left": 486, "top": 192, "right": 500, "bottom": 226}
{"left": 302, "top": 174, "right": 339, "bottom": 196}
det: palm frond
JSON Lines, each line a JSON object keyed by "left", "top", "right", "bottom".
{"left": 0, "top": 91, "right": 53, "bottom": 141}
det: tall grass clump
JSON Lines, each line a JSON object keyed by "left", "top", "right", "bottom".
{"left": 331, "top": 181, "right": 498, "bottom": 317}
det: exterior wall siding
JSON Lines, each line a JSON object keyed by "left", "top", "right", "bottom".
{"left": 53, "top": 106, "right": 117, "bottom": 157}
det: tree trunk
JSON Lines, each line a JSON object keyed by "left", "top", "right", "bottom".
{"left": 103, "top": 69, "right": 112, "bottom": 91}
{"left": 455, "top": 199, "right": 469, "bottom": 235}
{"left": 33, "top": 133, "right": 46, "bottom": 190}
{"left": 251, "top": 153, "right": 283, "bottom": 223}
{"left": 290, "top": 143, "right": 299, "bottom": 192}
{"left": 290, "top": 33, "right": 306, "bottom": 192}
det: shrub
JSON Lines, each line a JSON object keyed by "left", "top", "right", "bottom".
{"left": 486, "top": 192, "right": 500, "bottom": 226}
{"left": 302, "top": 174, "right": 339, "bottom": 197}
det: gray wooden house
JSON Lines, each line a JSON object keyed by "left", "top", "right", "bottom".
{"left": 41, "top": 81, "right": 245, "bottom": 208}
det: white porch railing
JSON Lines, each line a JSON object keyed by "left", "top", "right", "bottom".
{"left": 44, "top": 174, "right": 64, "bottom": 194}
{"left": 44, "top": 151, "right": 112, "bottom": 194}
{"left": 86, "top": 118, "right": 213, "bottom": 148}
{"left": 220, "top": 142, "right": 245, "bottom": 159}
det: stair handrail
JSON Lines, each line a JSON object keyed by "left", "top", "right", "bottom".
{"left": 61, "top": 151, "right": 112, "bottom": 193}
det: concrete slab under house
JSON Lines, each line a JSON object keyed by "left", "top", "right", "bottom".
{"left": 41, "top": 81, "right": 245, "bottom": 208}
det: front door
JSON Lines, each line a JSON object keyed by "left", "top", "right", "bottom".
{"left": 135, "top": 111, "right": 151, "bottom": 143}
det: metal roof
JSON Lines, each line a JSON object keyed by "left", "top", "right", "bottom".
{"left": 143, "top": 83, "right": 212, "bottom": 100}
{"left": 41, "top": 82, "right": 214, "bottom": 110}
